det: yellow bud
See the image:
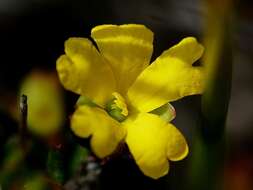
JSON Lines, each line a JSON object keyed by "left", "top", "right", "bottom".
{"left": 20, "top": 70, "right": 65, "bottom": 137}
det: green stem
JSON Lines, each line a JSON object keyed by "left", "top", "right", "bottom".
{"left": 20, "top": 94, "right": 28, "bottom": 152}
{"left": 189, "top": 0, "right": 233, "bottom": 189}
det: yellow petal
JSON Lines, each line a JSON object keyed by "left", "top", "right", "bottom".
{"left": 91, "top": 24, "right": 153, "bottom": 95}
{"left": 166, "top": 124, "right": 189, "bottom": 161}
{"left": 127, "top": 37, "right": 205, "bottom": 112}
{"left": 56, "top": 37, "right": 116, "bottom": 107}
{"left": 71, "top": 106, "right": 125, "bottom": 158}
{"left": 125, "top": 113, "right": 170, "bottom": 179}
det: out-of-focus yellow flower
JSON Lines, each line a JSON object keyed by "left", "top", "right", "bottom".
{"left": 20, "top": 71, "right": 65, "bottom": 137}
{"left": 56, "top": 24, "right": 205, "bottom": 179}
{"left": 22, "top": 173, "right": 47, "bottom": 190}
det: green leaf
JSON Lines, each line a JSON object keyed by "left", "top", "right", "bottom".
{"left": 47, "top": 149, "right": 64, "bottom": 184}
{"left": 69, "top": 145, "right": 88, "bottom": 176}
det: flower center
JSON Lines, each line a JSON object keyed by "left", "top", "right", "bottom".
{"left": 106, "top": 92, "right": 128, "bottom": 122}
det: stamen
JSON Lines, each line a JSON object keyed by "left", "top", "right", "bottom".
{"left": 105, "top": 92, "right": 129, "bottom": 122}
{"left": 112, "top": 92, "right": 128, "bottom": 116}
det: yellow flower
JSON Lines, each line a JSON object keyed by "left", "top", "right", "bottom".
{"left": 20, "top": 71, "right": 65, "bottom": 137}
{"left": 56, "top": 24, "right": 205, "bottom": 179}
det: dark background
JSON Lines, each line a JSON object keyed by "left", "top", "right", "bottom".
{"left": 0, "top": 0, "right": 253, "bottom": 189}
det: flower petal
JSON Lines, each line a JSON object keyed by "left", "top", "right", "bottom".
{"left": 166, "top": 124, "right": 189, "bottom": 161}
{"left": 124, "top": 113, "right": 170, "bottom": 179}
{"left": 91, "top": 24, "right": 153, "bottom": 95}
{"left": 127, "top": 37, "right": 205, "bottom": 112}
{"left": 56, "top": 37, "right": 116, "bottom": 107}
{"left": 71, "top": 105, "right": 125, "bottom": 158}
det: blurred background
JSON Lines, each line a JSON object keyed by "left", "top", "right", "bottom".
{"left": 0, "top": 0, "right": 252, "bottom": 189}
